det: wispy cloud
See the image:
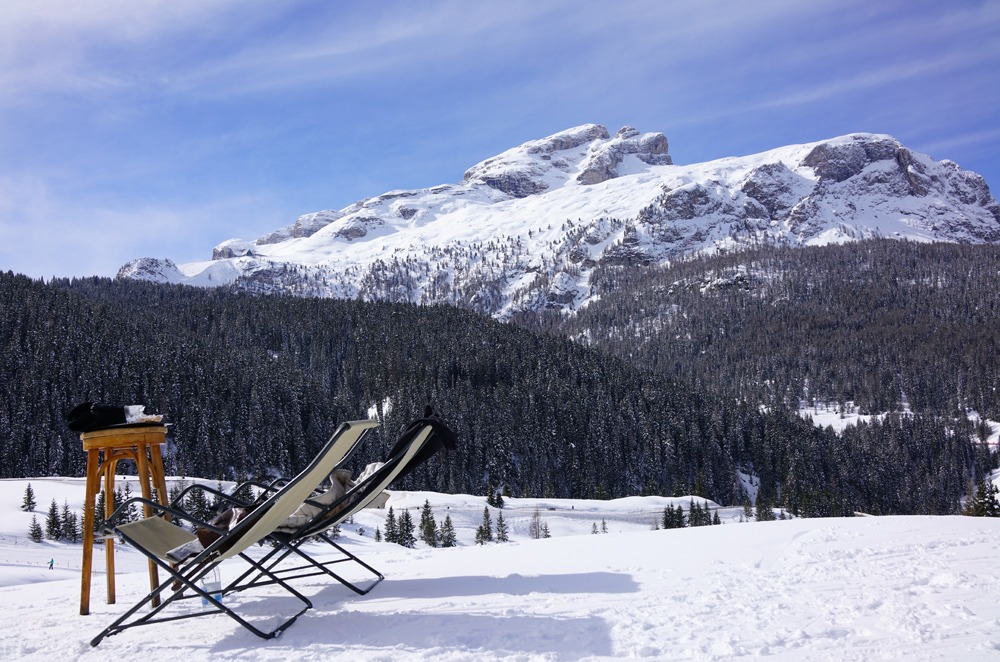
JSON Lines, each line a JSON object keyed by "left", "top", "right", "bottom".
{"left": 0, "top": 171, "right": 287, "bottom": 278}
{"left": 0, "top": 1, "right": 246, "bottom": 102}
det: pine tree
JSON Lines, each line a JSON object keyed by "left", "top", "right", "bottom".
{"left": 439, "top": 515, "right": 457, "bottom": 548}
{"left": 475, "top": 507, "right": 494, "bottom": 545}
{"left": 384, "top": 506, "right": 398, "bottom": 544}
{"left": 113, "top": 487, "right": 124, "bottom": 521}
{"left": 689, "top": 500, "right": 700, "bottom": 527}
{"left": 28, "top": 515, "right": 44, "bottom": 543}
{"left": 168, "top": 480, "right": 187, "bottom": 506}
{"left": 662, "top": 504, "right": 686, "bottom": 529}
{"left": 186, "top": 488, "right": 212, "bottom": 523}
{"left": 374, "top": 527, "right": 382, "bottom": 543}
{"left": 963, "top": 477, "right": 1000, "bottom": 517}
{"left": 61, "top": 500, "right": 80, "bottom": 543}
{"left": 93, "top": 489, "right": 107, "bottom": 532}
{"left": 122, "top": 483, "right": 139, "bottom": 523}
{"left": 211, "top": 482, "right": 226, "bottom": 511}
{"left": 21, "top": 483, "right": 36, "bottom": 512}
{"left": 230, "top": 481, "right": 255, "bottom": 506}
{"left": 419, "top": 500, "right": 438, "bottom": 547}
{"left": 45, "top": 499, "right": 61, "bottom": 540}
{"left": 495, "top": 511, "right": 508, "bottom": 542}
{"left": 541, "top": 521, "right": 551, "bottom": 538}
{"left": 712, "top": 510, "right": 721, "bottom": 525}
{"left": 689, "top": 500, "right": 714, "bottom": 527}
{"left": 397, "top": 510, "right": 416, "bottom": 548}
{"left": 755, "top": 493, "right": 776, "bottom": 522}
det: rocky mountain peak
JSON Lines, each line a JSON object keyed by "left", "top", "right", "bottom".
{"left": 463, "top": 124, "right": 671, "bottom": 197}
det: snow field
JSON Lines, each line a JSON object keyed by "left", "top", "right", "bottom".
{"left": 2, "top": 477, "right": 1000, "bottom": 660}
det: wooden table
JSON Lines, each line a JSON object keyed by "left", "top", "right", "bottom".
{"left": 79, "top": 425, "right": 169, "bottom": 616}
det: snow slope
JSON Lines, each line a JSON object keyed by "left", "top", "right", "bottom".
{"left": 4, "top": 477, "right": 1000, "bottom": 660}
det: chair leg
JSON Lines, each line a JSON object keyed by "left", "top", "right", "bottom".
{"left": 91, "top": 548, "right": 314, "bottom": 646}
{"left": 312, "top": 532, "right": 385, "bottom": 595}
{"left": 222, "top": 532, "right": 384, "bottom": 597}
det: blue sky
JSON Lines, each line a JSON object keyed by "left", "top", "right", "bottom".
{"left": 2, "top": 0, "right": 998, "bottom": 279}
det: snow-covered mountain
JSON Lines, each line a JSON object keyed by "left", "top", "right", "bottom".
{"left": 119, "top": 124, "right": 1000, "bottom": 317}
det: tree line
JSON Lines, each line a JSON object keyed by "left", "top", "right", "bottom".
{"left": 0, "top": 257, "right": 992, "bottom": 516}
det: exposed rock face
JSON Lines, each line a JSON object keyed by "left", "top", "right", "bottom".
{"left": 576, "top": 126, "right": 672, "bottom": 185}
{"left": 212, "top": 242, "right": 255, "bottom": 260}
{"left": 740, "top": 163, "right": 808, "bottom": 220}
{"left": 802, "top": 136, "right": 898, "bottom": 183}
{"left": 256, "top": 210, "right": 344, "bottom": 245}
{"left": 463, "top": 123, "right": 671, "bottom": 197}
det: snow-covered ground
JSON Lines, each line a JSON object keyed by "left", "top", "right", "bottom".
{"left": 3, "top": 477, "right": 1000, "bottom": 660}
{"left": 798, "top": 402, "right": 1000, "bottom": 451}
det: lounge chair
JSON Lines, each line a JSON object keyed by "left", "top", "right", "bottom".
{"left": 223, "top": 412, "right": 458, "bottom": 597}
{"left": 90, "top": 419, "right": 379, "bottom": 647}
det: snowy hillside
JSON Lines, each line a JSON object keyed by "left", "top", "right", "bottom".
{"left": 119, "top": 125, "right": 1000, "bottom": 318}
{"left": 5, "top": 476, "right": 1000, "bottom": 660}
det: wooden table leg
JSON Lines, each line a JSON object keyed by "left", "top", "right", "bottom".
{"left": 80, "top": 449, "right": 99, "bottom": 615}
{"left": 135, "top": 444, "right": 162, "bottom": 607}
{"left": 149, "top": 443, "right": 169, "bottom": 517}
{"left": 103, "top": 459, "right": 116, "bottom": 604}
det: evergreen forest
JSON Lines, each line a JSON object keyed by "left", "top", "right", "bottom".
{"left": 1, "top": 239, "right": 996, "bottom": 517}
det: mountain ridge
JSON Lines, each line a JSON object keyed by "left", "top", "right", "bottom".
{"left": 119, "top": 124, "right": 1000, "bottom": 317}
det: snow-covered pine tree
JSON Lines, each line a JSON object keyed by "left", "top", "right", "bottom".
{"left": 475, "top": 507, "right": 493, "bottom": 545}
{"left": 398, "top": 510, "right": 416, "bottom": 548}
{"left": 45, "top": 499, "right": 60, "bottom": 540}
{"left": 755, "top": 492, "right": 776, "bottom": 521}
{"left": 61, "top": 500, "right": 80, "bottom": 543}
{"left": 384, "top": 506, "right": 398, "bottom": 544}
{"left": 28, "top": 515, "right": 43, "bottom": 543}
{"left": 94, "top": 490, "right": 107, "bottom": 532}
{"left": 185, "top": 488, "right": 212, "bottom": 522}
{"left": 113, "top": 487, "right": 124, "bottom": 521}
{"left": 211, "top": 482, "right": 226, "bottom": 511}
{"left": 963, "top": 477, "right": 1000, "bottom": 517}
{"left": 662, "top": 504, "right": 686, "bottom": 529}
{"left": 495, "top": 511, "right": 508, "bottom": 542}
{"left": 122, "top": 483, "right": 138, "bottom": 523}
{"left": 439, "top": 514, "right": 457, "bottom": 547}
{"left": 21, "top": 483, "right": 36, "bottom": 512}
{"left": 419, "top": 500, "right": 438, "bottom": 547}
